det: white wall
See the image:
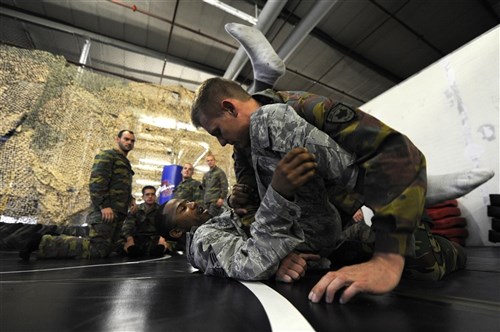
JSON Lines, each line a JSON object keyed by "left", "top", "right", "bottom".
{"left": 361, "top": 25, "right": 499, "bottom": 246}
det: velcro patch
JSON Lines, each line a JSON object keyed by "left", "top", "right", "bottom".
{"left": 326, "top": 103, "right": 355, "bottom": 123}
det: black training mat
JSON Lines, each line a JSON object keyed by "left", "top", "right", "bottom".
{"left": 1, "top": 247, "right": 499, "bottom": 331}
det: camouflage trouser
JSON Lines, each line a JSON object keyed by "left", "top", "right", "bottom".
{"left": 337, "top": 218, "right": 466, "bottom": 281}
{"left": 403, "top": 220, "right": 467, "bottom": 281}
{"left": 37, "top": 210, "right": 125, "bottom": 259}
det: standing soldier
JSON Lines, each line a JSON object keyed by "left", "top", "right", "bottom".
{"left": 20, "top": 130, "right": 137, "bottom": 260}
{"left": 202, "top": 155, "right": 228, "bottom": 217}
{"left": 172, "top": 163, "right": 203, "bottom": 204}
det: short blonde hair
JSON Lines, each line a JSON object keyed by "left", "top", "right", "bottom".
{"left": 191, "top": 78, "right": 251, "bottom": 128}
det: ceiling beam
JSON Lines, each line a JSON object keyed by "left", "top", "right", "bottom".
{"left": 276, "top": 0, "right": 340, "bottom": 62}
{"left": 0, "top": 4, "right": 227, "bottom": 77}
{"left": 251, "top": 0, "right": 402, "bottom": 83}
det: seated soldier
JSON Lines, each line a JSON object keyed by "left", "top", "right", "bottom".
{"left": 120, "top": 185, "right": 169, "bottom": 257}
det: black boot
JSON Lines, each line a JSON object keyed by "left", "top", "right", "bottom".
{"left": 126, "top": 245, "right": 143, "bottom": 258}
{"left": 19, "top": 233, "right": 43, "bottom": 261}
{"left": 149, "top": 245, "right": 166, "bottom": 257}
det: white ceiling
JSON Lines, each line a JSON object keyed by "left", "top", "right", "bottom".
{"left": 1, "top": 0, "right": 499, "bottom": 107}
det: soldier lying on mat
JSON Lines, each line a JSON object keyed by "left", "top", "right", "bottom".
{"left": 155, "top": 148, "right": 467, "bottom": 305}
{"left": 154, "top": 22, "right": 488, "bottom": 304}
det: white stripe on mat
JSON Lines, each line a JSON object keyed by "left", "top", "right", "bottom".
{"left": 239, "top": 281, "right": 315, "bottom": 332}
{"left": 0, "top": 255, "right": 170, "bottom": 274}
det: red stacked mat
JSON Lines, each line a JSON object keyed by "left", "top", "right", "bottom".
{"left": 426, "top": 199, "right": 468, "bottom": 246}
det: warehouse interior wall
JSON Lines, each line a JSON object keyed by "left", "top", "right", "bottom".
{"left": 362, "top": 26, "right": 499, "bottom": 246}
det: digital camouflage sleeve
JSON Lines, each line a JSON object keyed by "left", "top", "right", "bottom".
{"left": 249, "top": 104, "right": 358, "bottom": 256}
{"left": 187, "top": 185, "right": 304, "bottom": 280}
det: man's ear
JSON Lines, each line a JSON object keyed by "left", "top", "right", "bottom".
{"left": 221, "top": 100, "right": 237, "bottom": 117}
{"left": 169, "top": 228, "right": 184, "bottom": 239}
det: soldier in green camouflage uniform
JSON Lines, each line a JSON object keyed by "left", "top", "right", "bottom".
{"left": 191, "top": 78, "right": 466, "bottom": 304}
{"left": 252, "top": 89, "right": 465, "bottom": 282}
{"left": 31, "top": 130, "right": 136, "bottom": 259}
{"left": 251, "top": 89, "right": 426, "bottom": 253}
{"left": 120, "top": 185, "right": 167, "bottom": 257}
{"left": 173, "top": 163, "right": 203, "bottom": 204}
{"left": 202, "top": 155, "right": 228, "bottom": 217}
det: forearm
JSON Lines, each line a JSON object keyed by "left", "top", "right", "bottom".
{"left": 369, "top": 152, "right": 427, "bottom": 256}
{"left": 89, "top": 182, "right": 111, "bottom": 208}
{"left": 252, "top": 104, "right": 358, "bottom": 188}
{"left": 121, "top": 223, "right": 135, "bottom": 238}
{"left": 193, "top": 186, "right": 204, "bottom": 204}
{"left": 187, "top": 186, "right": 304, "bottom": 280}
{"left": 89, "top": 152, "right": 113, "bottom": 208}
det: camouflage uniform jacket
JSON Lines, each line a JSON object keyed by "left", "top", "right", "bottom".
{"left": 89, "top": 148, "right": 134, "bottom": 216}
{"left": 173, "top": 178, "right": 203, "bottom": 204}
{"left": 248, "top": 104, "right": 357, "bottom": 255}
{"left": 187, "top": 185, "right": 304, "bottom": 280}
{"left": 202, "top": 165, "right": 228, "bottom": 205}
{"left": 121, "top": 202, "right": 160, "bottom": 238}
{"left": 238, "top": 90, "right": 427, "bottom": 256}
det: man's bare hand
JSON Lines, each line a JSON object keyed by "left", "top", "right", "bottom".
{"left": 271, "top": 147, "right": 317, "bottom": 200}
{"left": 228, "top": 184, "right": 257, "bottom": 216}
{"left": 352, "top": 209, "right": 364, "bottom": 222}
{"left": 216, "top": 198, "right": 224, "bottom": 207}
{"left": 276, "top": 252, "right": 321, "bottom": 283}
{"left": 158, "top": 236, "right": 173, "bottom": 251}
{"left": 101, "top": 207, "right": 115, "bottom": 223}
{"left": 308, "top": 252, "right": 405, "bottom": 304}
{"left": 123, "top": 236, "right": 135, "bottom": 251}
{"left": 129, "top": 199, "right": 138, "bottom": 214}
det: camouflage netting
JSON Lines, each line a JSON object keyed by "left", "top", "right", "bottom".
{"left": 0, "top": 44, "right": 233, "bottom": 226}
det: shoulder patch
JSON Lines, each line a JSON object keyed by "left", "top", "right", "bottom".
{"left": 326, "top": 103, "right": 355, "bottom": 123}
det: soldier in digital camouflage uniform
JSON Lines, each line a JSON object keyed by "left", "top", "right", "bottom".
{"left": 120, "top": 185, "right": 168, "bottom": 257}
{"left": 190, "top": 77, "right": 466, "bottom": 304}
{"left": 154, "top": 148, "right": 316, "bottom": 279}
{"left": 173, "top": 163, "right": 203, "bottom": 205}
{"left": 20, "top": 130, "right": 137, "bottom": 260}
{"left": 187, "top": 97, "right": 360, "bottom": 276}
{"left": 202, "top": 155, "right": 228, "bottom": 217}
